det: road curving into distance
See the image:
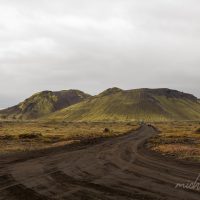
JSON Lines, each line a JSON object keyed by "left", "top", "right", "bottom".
{"left": 0, "top": 125, "right": 200, "bottom": 200}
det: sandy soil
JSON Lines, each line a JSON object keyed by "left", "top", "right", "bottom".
{"left": 0, "top": 125, "right": 200, "bottom": 200}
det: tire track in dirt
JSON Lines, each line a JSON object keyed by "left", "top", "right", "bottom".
{"left": 0, "top": 174, "right": 51, "bottom": 200}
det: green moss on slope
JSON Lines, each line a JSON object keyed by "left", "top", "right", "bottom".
{"left": 0, "top": 90, "right": 91, "bottom": 120}
{"left": 48, "top": 88, "right": 200, "bottom": 122}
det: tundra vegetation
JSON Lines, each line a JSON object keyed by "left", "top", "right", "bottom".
{"left": 148, "top": 121, "right": 200, "bottom": 162}
{"left": 0, "top": 121, "right": 138, "bottom": 153}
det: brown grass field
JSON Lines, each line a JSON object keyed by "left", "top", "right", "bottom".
{"left": 0, "top": 121, "right": 138, "bottom": 154}
{"left": 147, "top": 121, "right": 200, "bottom": 162}
{"left": 1, "top": 120, "right": 200, "bottom": 163}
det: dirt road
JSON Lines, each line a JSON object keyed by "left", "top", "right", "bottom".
{"left": 0, "top": 125, "right": 200, "bottom": 200}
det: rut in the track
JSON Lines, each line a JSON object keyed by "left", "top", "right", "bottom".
{"left": 0, "top": 174, "right": 51, "bottom": 200}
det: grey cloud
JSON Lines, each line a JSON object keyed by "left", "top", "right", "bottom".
{"left": 0, "top": 0, "right": 200, "bottom": 108}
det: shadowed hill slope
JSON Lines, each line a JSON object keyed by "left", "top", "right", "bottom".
{"left": 0, "top": 90, "right": 91, "bottom": 120}
{"left": 47, "top": 88, "right": 200, "bottom": 121}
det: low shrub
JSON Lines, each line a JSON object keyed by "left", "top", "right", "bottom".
{"left": 0, "top": 134, "right": 15, "bottom": 140}
{"left": 19, "top": 132, "right": 42, "bottom": 139}
{"left": 194, "top": 128, "right": 200, "bottom": 134}
{"left": 103, "top": 128, "right": 110, "bottom": 133}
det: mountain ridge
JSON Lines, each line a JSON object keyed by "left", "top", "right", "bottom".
{"left": 0, "top": 88, "right": 199, "bottom": 121}
{"left": 0, "top": 89, "right": 91, "bottom": 120}
{"left": 47, "top": 88, "right": 200, "bottom": 122}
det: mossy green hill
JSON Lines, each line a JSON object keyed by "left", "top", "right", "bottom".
{"left": 0, "top": 90, "right": 90, "bottom": 120}
{"left": 47, "top": 88, "right": 200, "bottom": 122}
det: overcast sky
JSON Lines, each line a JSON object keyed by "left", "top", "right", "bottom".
{"left": 0, "top": 0, "right": 200, "bottom": 108}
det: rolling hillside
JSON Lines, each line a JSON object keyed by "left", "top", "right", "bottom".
{"left": 0, "top": 90, "right": 90, "bottom": 120}
{"left": 47, "top": 88, "right": 200, "bottom": 121}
